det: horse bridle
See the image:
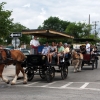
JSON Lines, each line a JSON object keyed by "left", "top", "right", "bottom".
{"left": 0, "top": 49, "right": 12, "bottom": 64}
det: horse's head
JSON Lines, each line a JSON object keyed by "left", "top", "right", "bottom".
{"left": 0, "top": 49, "right": 7, "bottom": 63}
{"left": 0, "top": 49, "right": 6, "bottom": 59}
{"left": 72, "top": 50, "right": 80, "bottom": 59}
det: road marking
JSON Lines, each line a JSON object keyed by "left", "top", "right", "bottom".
{"left": 80, "top": 82, "right": 89, "bottom": 89}
{"left": 17, "top": 85, "right": 100, "bottom": 91}
{"left": 24, "top": 82, "right": 39, "bottom": 86}
{"left": 41, "top": 82, "right": 56, "bottom": 87}
{"left": 2, "top": 80, "right": 100, "bottom": 92}
{"left": 60, "top": 82, "right": 73, "bottom": 88}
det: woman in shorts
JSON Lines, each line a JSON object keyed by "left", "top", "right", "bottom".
{"left": 47, "top": 42, "right": 57, "bottom": 63}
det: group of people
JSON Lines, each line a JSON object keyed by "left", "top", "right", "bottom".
{"left": 80, "top": 41, "right": 97, "bottom": 55}
{"left": 30, "top": 36, "right": 70, "bottom": 65}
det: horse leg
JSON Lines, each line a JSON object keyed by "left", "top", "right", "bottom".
{"left": 78, "top": 60, "right": 82, "bottom": 71}
{"left": 0, "top": 65, "right": 10, "bottom": 84}
{"left": 11, "top": 63, "right": 20, "bottom": 85}
{"left": 19, "top": 65, "right": 27, "bottom": 84}
{"left": 74, "top": 60, "right": 79, "bottom": 73}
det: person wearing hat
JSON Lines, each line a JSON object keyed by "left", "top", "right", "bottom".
{"left": 30, "top": 36, "right": 40, "bottom": 54}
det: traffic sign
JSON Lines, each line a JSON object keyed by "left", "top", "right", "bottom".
{"left": 12, "top": 38, "right": 20, "bottom": 48}
{"left": 10, "top": 32, "right": 22, "bottom": 38}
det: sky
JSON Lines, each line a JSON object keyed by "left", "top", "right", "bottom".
{"left": 2, "top": 0, "right": 100, "bottom": 33}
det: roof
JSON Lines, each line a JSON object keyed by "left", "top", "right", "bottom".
{"left": 22, "top": 29, "right": 74, "bottom": 39}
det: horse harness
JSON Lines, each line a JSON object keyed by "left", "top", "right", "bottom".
{"left": 0, "top": 49, "right": 12, "bottom": 64}
{"left": 72, "top": 53, "right": 81, "bottom": 60}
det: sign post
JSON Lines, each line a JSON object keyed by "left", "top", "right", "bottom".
{"left": 10, "top": 32, "right": 22, "bottom": 38}
{"left": 12, "top": 38, "right": 20, "bottom": 49}
{"left": 10, "top": 32, "right": 22, "bottom": 49}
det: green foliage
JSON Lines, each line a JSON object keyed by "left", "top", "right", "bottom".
{"left": 0, "top": 2, "right": 100, "bottom": 46}
{"left": 0, "top": 2, "right": 13, "bottom": 44}
{"left": 65, "top": 22, "right": 92, "bottom": 39}
{"left": 38, "top": 16, "right": 70, "bottom": 43}
{"left": 10, "top": 23, "right": 31, "bottom": 44}
{"left": 38, "top": 16, "right": 70, "bottom": 32}
{"left": 0, "top": 2, "right": 30, "bottom": 45}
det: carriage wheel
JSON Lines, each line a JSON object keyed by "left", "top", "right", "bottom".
{"left": 25, "top": 68, "right": 34, "bottom": 81}
{"left": 94, "top": 60, "right": 98, "bottom": 69}
{"left": 92, "top": 61, "right": 94, "bottom": 70}
{"left": 81, "top": 61, "right": 84, "bottom": 69}
{"left": 46, "top": 67, "right": 55, "bottom": 82}
{"left": 39, "top": 66, "right": 46, "bottom": 79}
{"left": 61, "top": 64, "right": 68, "bottom": 80}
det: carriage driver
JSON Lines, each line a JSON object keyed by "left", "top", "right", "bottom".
{"left": 30, "top": 36, "right": 40, "bottom": 54}
{"left": 86, "top": 41, "right": 90, "bottom": 54}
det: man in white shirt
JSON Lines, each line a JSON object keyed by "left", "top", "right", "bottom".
{"left": 30, "top": 36, "right": 40, "bottom": 54}
{"left": 86, "top": 41, "right": 90, "bottom": 54}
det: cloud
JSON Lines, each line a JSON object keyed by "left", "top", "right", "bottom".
{"left": 40, "top": 8, "right": 46, "bottom": 15}
{"left": 3, "top": 0, "right": 100, "bottom": 29}
{"left": 22, "top": 3, "right": 30, "bottom": 8}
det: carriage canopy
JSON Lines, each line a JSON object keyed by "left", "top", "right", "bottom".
{"left": 22, "top": 29, "right": 74, "bottom": 39}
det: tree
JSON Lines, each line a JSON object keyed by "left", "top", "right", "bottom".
{"left": 38, "top": 16, "right": 71, "bottom": 43}
{"left": 6, "top": 23, "right": 31, "bottom": 45}
{"left": 65, "top": 22, "right": 92, "bottom": 39}
{"left": 38, "top": 16, "right": 70, "bottom": 32}
{"left": 0, "top": 2, "right": 13, "bottom": 44}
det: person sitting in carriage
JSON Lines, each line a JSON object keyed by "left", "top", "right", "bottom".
{"left": 56, "top": 42, "right": 64, "bottom": 65}
{"left": 63, "top": 43, "right": 70, "bottom": 58}
{"left": 38, "top": 42, "right": 44, "bottom": 54}
{"left": 47, "top": 42, "right": 57, "bottom": 64}
{"left": 41, "top": 42, "right": 50, "bottom": 56}
{"left": 90, "top": 45, "right": 98, "bottom": 59}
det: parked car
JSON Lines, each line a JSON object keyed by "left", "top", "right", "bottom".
{"left": 97, "top": 50, "right": 100, "bottom": 56}
{"left": 20, "top": 49, "right": 30, "bottom": 55}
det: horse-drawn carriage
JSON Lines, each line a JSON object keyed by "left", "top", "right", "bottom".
{"left": 73, "top": 38, "right": 99, "bottom": 70}
{"left": 81, "top": 53, "right": 98, "bottom": 70}
{"left": 21, "top": 29, "right": 73, "bottom": 82}
{"left": 21, "top": 53, "right": 71, "bottom": 82}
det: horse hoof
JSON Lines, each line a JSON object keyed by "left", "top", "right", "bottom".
{"left": 73, "top": 70, "right": 77, "bottom": 73}
{"left": 6, "top": 80, "right": 10, "bottom": 84}
{"left": 11, "top": 82, "right": 16, "bottom": 85}
{"left": 23, "top": 81, "right": 27, "bottom": 84}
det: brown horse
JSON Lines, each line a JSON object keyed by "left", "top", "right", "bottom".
{"left": 0, "top": 49, "right": 27, "bottom": 85}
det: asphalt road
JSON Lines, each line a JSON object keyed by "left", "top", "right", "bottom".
{"left": 0, "top": 57, "right": 100, "bottom": 100}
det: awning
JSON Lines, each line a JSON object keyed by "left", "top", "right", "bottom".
{"left": 22, "top": 29, "right": 74, "bottom": 39}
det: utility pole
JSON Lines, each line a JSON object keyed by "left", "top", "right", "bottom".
{"left": 92, "top": 21, "right": 99, "bottom": 39}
